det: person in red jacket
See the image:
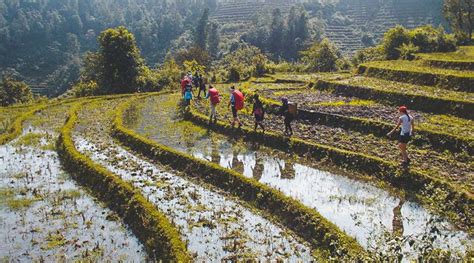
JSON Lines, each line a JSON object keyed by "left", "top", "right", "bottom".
{"left": 228, "top": 86, "right": 244, "bottom": 129}
{"left": 206, "top": 85, "right": 220, "bottom": 123}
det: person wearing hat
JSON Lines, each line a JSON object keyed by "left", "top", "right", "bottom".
{"left": 387, "top": 106, "right": 415, "bottom": 166}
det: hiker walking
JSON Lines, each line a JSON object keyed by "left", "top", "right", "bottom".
{"left": 252, "top": 94, "right": 265, "bottom": 132}
{"left": 279, "top": 97, "right": 295, "bottom": 136}
{"left": 182, "top": 76, "right": 194, "bottom": 107}
{"left": 206, "top": 85, "right": 220, "bottom": 123}
{"left": 197, "top": 76, "right": 206, "bottom": 99}
{"left": 228, "top": 86, "right": 244, "bottom": 128}
{"left": 387, "top": 106, "right": 415, "bottom": 166}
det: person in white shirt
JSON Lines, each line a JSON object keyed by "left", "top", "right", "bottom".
{"left": 387, "top": 106, "right": 415, "bottom": 166}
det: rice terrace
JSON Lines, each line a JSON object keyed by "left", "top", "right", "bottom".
{"left": 0, "top": 0, "right": 473, "bottom": 261}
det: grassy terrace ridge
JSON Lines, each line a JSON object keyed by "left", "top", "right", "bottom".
{"left": 57, "top": 98, "right": 191, "bottom": 261}
{"left": 187, "top": 105, "right": 473, "bottom": 233}
{"left": 313, "top": 77, "right": 474, "bottom": 125}
{"left": 417, "top": 46, "right": 474, "bottom": 70}
{"left": 0, "top": 104, "right": 49, "bottom": 145}
{"left": 113, "top": 95, "right": 368, "bottom": 260}
{"left": 358, "top": 60, "right": 474, "bottom": 92}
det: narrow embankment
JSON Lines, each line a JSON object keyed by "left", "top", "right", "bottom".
{"left": 358, "top": 60, "right": 474, "bottom": 92}
{"left": 72, "top": 98, "right": 315, "bottom": 261}
{"left": 0, "top": 102, "right": 146, "bottom": 261}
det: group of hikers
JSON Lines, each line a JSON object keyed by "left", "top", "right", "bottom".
{"left": 180, "top": 73, "right": 415, "bottom": 167}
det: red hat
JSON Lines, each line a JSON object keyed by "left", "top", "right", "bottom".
{"left": 399, "top": 106, "right": 408, "bottom": 113}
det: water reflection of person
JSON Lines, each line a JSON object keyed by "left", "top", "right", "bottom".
{"left": 231, "top": 144, "right": 244, "bottom": 174}
{"left": 392, "top": 200, "right": 405, "bottom": 236}
{"left": 280, "top": 159, "right": 296, "bottom": 179}
{"left": 210, "top": 137, "right": 220, "bottom": 165}
{"left": 249, "top": 142, "right": 264, "bottom": 181}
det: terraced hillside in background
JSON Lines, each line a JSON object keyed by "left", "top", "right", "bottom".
{"left": 326, "top": 0, "right": 443, "bottom": 54}
{"left": 213, "top": 0, "right": 444, "bottom": 55}
{"left": 1, "top": 47, "right": 473, "bottom": 260}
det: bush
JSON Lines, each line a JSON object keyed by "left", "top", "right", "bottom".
{"left": 397, "top": 43, "right": 419, "bottom": 60}
{"left": 0, "top": 74, "right": 33, "bottom": 106}
{"left": 381, "top": 26, "right": 410, "bottom": 60}
{"left": 351, "top": 46, "right": 385, "bottom": 66}
{"left": 300, "top": 38, "right": 339, "bottom": 72}
{"left": 215, "top": 44, "right": 269, "bottom": 82}
{"left": 70, "top": 81, "right": 99, "bottom": 97}
{"left": 380, "top": 25, "right": 456, "bottom": 60}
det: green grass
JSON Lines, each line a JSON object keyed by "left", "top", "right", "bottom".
{"left": 417, "top": 46, "right": 474, "bottom": 62}
{"left": 363, "top": 60, "right": 474, "bottom": 78}
{"left": 314, "top": 99, "right": 376, "bottom": 107}
{"left": 337, "top": 76, "right": 474, "bottom": 102}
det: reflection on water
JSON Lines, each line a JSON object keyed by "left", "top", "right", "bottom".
{"left": 131, "top": 94, "right": 472, "bottom": 259}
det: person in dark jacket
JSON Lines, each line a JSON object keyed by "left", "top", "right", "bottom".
{"left": 252, "top": 94, "right": 265, "bottom": 132}
{"left": 279, "top": 97, "right": 293, "bottom": 136}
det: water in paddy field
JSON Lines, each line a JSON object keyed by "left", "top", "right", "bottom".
{"left": 0, "top": 128, "right": 146, "bottom": 261}
{"left": 128, "top": 94, "right": 473, "bottom": 260}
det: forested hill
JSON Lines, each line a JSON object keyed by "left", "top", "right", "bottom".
{"left": 0, "top": 0, "right": 217, "bottom": 96}
{"left": 0, "top": 0, "right": 445, "bottom": 97}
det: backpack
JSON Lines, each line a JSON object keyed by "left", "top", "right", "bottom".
{"left": 233, "top": 90, "right": 244, "bottom": 111}
{"left": 209, "top": 88, "right": 220, "bottom": 105}
{"left": 254, "top": 107, "right": 263, "bottom": 117}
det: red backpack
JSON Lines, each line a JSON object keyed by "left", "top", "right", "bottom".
{"left": 209, "top": 88, "right": 220, "bottom": 105}
{"left": 233, "top": 90, "right": 244, "bottom": 110}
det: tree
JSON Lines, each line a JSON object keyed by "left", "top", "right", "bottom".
{"left": 97, "top": 26, "right": 145, "bottom": 94}
{"left": 381, "top": 25, "right": 410, "bottom": 59}
{"left": 300, "top": 39, "right": 339, "bottom": 72}
{"left": 269, "top": 8, "right": 285, "bottom": 58}
{"left": 444, "top": 0, "right": 474, "bottom": 41}
{"left": 207, "top": 22, "right": 220, "bottom": 59}
{"left": 174, "top": 46, "right": 210, "bottom": 68}
{"left": 195, "top": 8, "right": 209, "bottom": 50}
{"left": 0, "top": 74, "right": 33, "bottom": 106}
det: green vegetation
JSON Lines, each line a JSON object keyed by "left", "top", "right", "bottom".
{"left": 443, "top": 0, "right": 474, "bottom": 42}
{"left": 0, "top": 74, "right": 33, "bottom": 106}
{"left": 418, "top": 46, "right": 474, "bottom": 61}
{"left": 72, "top": 26, "right": 158, "bottom": 96}
{"left": 358, "top": 60, "right": 474, "bottom": 92}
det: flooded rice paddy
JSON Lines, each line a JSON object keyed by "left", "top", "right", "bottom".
{"left": 0, "top": 104, "right": 146, "bottom": 261}
{"left": 129, "top": 94, "right": 473, "bottom": 260}
{"left": 73, "top": 99, "right": 314, "bottom": 261}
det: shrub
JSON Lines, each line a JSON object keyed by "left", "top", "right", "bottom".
{"left": 215, "top": 44, "right": 269, "bottom": 82}
{"left": 156, "top": 59, "right": 181, "bottom": 89}
{"left": 70, "top": 81, "right": 99, "bottom": 97}
{"left": 379, "top": 25, "right": 456, "bottom": 60}
{"left": 381, "top": 25, "right": 410, "bottom": 60}
{"left": 300, "top": 38, "right": 339, "bottom": 72}
{"left": 351, "top": 46, "right": 385, "bottom": 66}
{"left": 397, "top": 43, "right": 419, "bottom": 60}
{"left": 0, "top": 74, "right": 33, "bottom": 106}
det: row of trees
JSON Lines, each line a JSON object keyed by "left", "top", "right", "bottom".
{"left": 444, "top": 0, "right": 474, "bottom": 42}
{"left": 242, "top": 6, "right": 311, "bottom": 61}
